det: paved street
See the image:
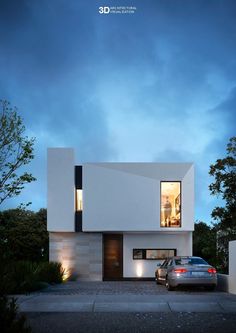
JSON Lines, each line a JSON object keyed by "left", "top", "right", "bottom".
{"left": 25, "top": 312, "right": 236, "bottom": 333}
{"left": 15, "top": 281, "right": 236, "bottom": 333}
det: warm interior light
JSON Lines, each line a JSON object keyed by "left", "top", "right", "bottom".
{"left": 76, "top": 189, "right": 83, "bottom": 211}
{"left": 136, "top": 264, "right": 143, "bottom": 277}
{"left": 161, "top": 181, "right": 181, "bottom": 228}
{"left": 208, "top": 268, "right": 217, "bottom": 274}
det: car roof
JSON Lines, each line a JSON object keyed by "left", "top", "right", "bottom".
{"left": 166, "top": 256, "right": 203, "bottom": 260}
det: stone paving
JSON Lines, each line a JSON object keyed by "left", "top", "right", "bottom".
{"left": 17, "top": 281, "right": 236, "bottom": 313}
{"left": 39, "top": 281, "right": 168, "bottom": 295}
{"left": 37, "top": 281, "right": 220, "bottom": 295}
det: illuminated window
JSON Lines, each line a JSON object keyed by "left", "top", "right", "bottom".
{"left": 76, "top": 189, "right": 83, "bottom": 211}
{"left": 133, "top": 249, "right": 176, "bottom": 260}
{"left": 160, "top": 182, "right": 181, "bottom": 228}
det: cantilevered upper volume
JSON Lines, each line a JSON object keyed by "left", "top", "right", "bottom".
{"left": 82, "top": 162, "right": 194, "bottom": 232}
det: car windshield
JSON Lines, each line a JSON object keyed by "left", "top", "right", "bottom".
{"left": 174, "top": 258, "right": 208, "bottom": 266}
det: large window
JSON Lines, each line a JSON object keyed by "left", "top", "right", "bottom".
{"left": 133, "top": 249, "right": 176, "bottom": 260}
{"left": 161, "top": 181, "right": 181, "bottom": 228}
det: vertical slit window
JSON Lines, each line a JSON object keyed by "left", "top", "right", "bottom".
{"left": 76, "top": 189, "right": 83, "bottom": 211}
{"left": 75, "top": 165, "right": 83, "bottom": 232}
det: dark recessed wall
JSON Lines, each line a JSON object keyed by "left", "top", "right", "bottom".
{"left": 75, "top": 166, "right": 82, "bottom": 189}
{"left": 75, "top": 165, "right": 82, "bottom": 232}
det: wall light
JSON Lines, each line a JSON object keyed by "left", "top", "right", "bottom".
{"left": 136, "top": 263, "right": 143, "bottom": 277}
{"left": 62, "top": 268, "right": 70, "bottom": 281}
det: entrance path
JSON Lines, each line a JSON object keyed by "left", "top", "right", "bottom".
{"left": 16, "top": 281, "right": 236, "bottom": 313}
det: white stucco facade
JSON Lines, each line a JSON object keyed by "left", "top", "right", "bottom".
{"left": 229, "top": 240, "right": 236, "bottom": 294}
{"left": 47, "top": 148, "right": 75, "bottom": 232}
{"left": 47, "top": 148, "right": 194, "bottom": 280}
{"left": 83, "top": 163, "right": 194, "bottom": 232}
{"left": 123, "top": 233, "right": 192, "bottom": 278}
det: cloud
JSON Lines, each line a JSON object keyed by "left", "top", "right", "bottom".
{"left": 0, "top": 0, "right": 235, "bottom": 222}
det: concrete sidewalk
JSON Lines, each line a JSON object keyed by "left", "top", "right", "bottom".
{"left": 17, "top": 293, "right": 236, "bottom": 313}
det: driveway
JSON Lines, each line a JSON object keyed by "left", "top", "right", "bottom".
{"left": 16, "top": 282, "right": 236, "bottom": 333}
{"left": 17, "top": 281, "right": 236, "bottom": 313}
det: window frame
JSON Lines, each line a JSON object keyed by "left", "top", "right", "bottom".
{"left": 133, "top": 248, "right": 177, "bottom": 260}
{"left": 160, "top": 181, "right": 182, "bottom": 228}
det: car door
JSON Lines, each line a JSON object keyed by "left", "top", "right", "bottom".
{"left": 158, "top": 259, "right": 169, "bottom": 281}
{"left": 166, "top": 259, "right": 173, "bottom": 276}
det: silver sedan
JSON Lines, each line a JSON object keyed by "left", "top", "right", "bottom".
{"left": 155, "top": 256, "right": 217, "bottom": 291}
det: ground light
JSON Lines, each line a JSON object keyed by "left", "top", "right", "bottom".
{"left": 136, "top": 263, "right": 143, "bottom": 277}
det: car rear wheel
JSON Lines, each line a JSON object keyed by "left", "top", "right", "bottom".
{"left": 165, "top": 277, "right": 175, "bottom": 291}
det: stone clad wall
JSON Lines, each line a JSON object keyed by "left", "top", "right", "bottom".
{"left": 49, "top": 232, "right": 103, "bottom": 280}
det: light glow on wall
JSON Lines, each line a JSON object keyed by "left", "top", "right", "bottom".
{"left": 55, "top": 242, "right": 75, "bottom": 281}
{"left": 76, "top": 189, "right": 83, "bottom": 211}
{"left": 62, "top": 268, "right": 70, "bottom": 281}
{"left": 136, "top": 263, "right": 143, "bottom": 277}
{"left": 60, "top": 259, "right": 73, "bottom": 281}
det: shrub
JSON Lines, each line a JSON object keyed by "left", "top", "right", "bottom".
{"left": 3, "top": 261, "right": 44, "bottom": 294}
{"left": 0, "top": 296, "right": 31, "bottom": 333}
{"left": 37, "top": 262, "right": 64, "bottom": 284}
{"left": 1, "top": 261, "right": 64, "bottom": 294}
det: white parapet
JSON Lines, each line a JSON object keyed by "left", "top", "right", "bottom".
{"left": 47, "top": 148, "right": 75, "bottom": 232}
{"left": 217, "top": 240, "right": 236, "bottom": 294}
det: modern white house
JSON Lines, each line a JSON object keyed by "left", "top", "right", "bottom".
{"left": 47, "top": 148, "right": 194, "bottom": 280}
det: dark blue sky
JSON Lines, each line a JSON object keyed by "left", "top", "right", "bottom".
{"left": 0, "top": 0, "right": 235, "bottom": 223}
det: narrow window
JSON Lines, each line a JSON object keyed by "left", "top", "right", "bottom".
{"left": 76, "top": 189, "right": 83, "bottom": 211}
{"left": 75, "top": 165, "right": 83, "bottom": 232}
{"left": 133, "top": 249, "right": 176, "bottom": 260}
{"left": 160, "top": 182, "right": 181, "bottom": 227}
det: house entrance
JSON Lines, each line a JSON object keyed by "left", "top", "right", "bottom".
{"left": 103, "top": 234, "right": 123, "bottom": 280}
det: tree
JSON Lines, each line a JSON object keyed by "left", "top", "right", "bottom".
{"left": 0, "top": 208, "right": 49, "bottom": 262}
{"left": 193, "top": 221, "right": 217, "bottom": 267}
{"left": 209, "top": 136, "right": 236, "bottom": 272}
{"left": 0, "top": 100, "right": 36, "bottom": 205}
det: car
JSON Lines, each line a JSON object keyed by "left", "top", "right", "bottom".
{"left": 155, "top": 256, "right": 217, "bottom": 291}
